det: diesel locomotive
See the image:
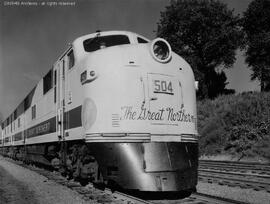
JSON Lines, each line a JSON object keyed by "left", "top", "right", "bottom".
{"left": 0, "top": 31, "right": 198, "bottom": 196}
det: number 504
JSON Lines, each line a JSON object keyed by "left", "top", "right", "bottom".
{"left": 153, "top": 80, "right": 174, "bottom": 94}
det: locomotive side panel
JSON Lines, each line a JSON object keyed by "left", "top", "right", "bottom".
{"left": 25, "top": 81, "right": 57, "bottom": 145}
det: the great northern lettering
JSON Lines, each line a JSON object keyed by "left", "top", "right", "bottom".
{"left": 120, "top": 106, "right": 196, "bottom": 124}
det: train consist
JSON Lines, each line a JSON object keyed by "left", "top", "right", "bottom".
{"left": 0, "top": 31, "right": 198, "bottom": 196}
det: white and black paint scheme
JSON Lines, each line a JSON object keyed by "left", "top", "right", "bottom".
{"left": 1, "top": 31, "right": 198, "bottom": 197}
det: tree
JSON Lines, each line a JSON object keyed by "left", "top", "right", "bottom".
{"left": 242, "top": 0, "right": 270, "bottom": 92}
{"left": 207, "top": 71, "right": 235, "bottom": 97}
{"left": 156, "top": 0, "right": 242, "bottom": 99}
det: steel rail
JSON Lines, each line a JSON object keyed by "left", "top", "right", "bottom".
{"left": 199, "top": 160, "right": 270, "bottom": 175}
{"left": 199, "top": 164, "right": 270, "bottom": 172}
{"left": 199, "top": 160, "right": 270, "bottom": 169}
{"left": 199, "top": 169, "right": 270, "bottom": 180}
{"left": 200, "top": 160, "right": 270, "bottom": 165}
{"left": 190, "top": 192, "right": 249, "bottom": 204}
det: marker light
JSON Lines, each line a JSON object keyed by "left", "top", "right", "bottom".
{"left": 80, "top": 70, "right": 98, "bottom": 85}
{"left": 150, "top": 38, "right": 172, "bottom": 63}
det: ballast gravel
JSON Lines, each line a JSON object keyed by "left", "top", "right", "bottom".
{"left": 0, "top": 156, "right": 95, "bottom": 204}
{"left": 197, "top": 181, "right": 270, "bottom": 204}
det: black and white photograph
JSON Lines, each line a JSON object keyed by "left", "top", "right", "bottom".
{"left": 0, "top": 0, "right": 269, "bottom": 203}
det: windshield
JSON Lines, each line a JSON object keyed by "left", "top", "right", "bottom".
{"left": 83, "top": 35, "right": 130, "bottom": 52}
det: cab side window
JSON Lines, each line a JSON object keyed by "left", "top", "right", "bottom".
{"left": 137, "top": 37, "right": 148, "bottom": 44}
{"left": 68, "top": 50, "right": 75, "bottom": 69}
{"left": 43, "top": 70, "right": 53, "bottom": 94}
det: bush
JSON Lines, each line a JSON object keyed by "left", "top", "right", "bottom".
{"left": 198, "top": 92, "right": 270, "bottom": 160}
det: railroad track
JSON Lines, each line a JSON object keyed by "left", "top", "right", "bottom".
{"left": 32, "top": 167, "right": 251, "bottom": 204}
{"left": 1, "top": 156, "right": 257, "bottom": 204}
{"left": 199, "top": 160, "right": 270, "bottom": 192}
{"left": 30, "top": 165, "right": 251, "bottom": 204}
{"left": 199, "top": 169, "right": 270, "bottom": 192}
{"left": 199, "top": 160, "right": 270, "bottom": 175}
{"left": 4, "top": 156, "right": 248, "bottom": 204}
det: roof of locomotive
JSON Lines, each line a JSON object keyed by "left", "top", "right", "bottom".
{"left": 73, "top": 30, "right": 149, "bottom": 45}
{"left": 56, "top": 30, "right": 149, "bottom": 63}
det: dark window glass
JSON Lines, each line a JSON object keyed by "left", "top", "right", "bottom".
{"left": 43, "top": 70, "right": 53, "bottom": 94}
{"left": 18, "top": 118, "right": 20, "bottom": 128}
{"left": 24, "top": 96, "right": 30, "bottom": 111}
{"left": 11, "top": 116, "right": 13, "bottom": 133}
{"left": 32, "top": 105, "right": 36, "bottom": 120}
{"left": 54, "top": 70, "right": 57, "bottom": 103}
{"left": 68, "top": 50, "right": 75, "bottom": 69}
{"left": 17, "top": 101, "right": 24, "bottom": 116}
{"left": 54, "top": 70, "right": 57, "bottom": 86}
{"left": 62, "top": 61, "right": 65, "bottom": 80}
{"left": 53, "top": 87, "right": 56, "bottom": 103}
{"left": 4, "top": 137, "right": 9, "bottom": 143}
{"left": 14, "top": 110, "right": 17, "bottom": 120}
{"left": 24, "top": 87, "right": 36, "bottom": 111}
{"left": 83, "top": 35, "right": 130, "bottom": 52}
{"left": 137, "top": 37, "right": 148, "bottom": 43}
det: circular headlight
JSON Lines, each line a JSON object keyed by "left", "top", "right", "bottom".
{"left": 150, "top": 38, "right": 172, "bottom": 63}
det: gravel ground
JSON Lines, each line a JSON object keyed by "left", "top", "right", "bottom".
{"left": 0, "top": 165, "right": 38, "bottom": 204}
{"left": 0, "top": 156, "right": 96, "bottom": 204}
{"left": 200, "top": 155, "right": 270, "bottom": 163}
{"left": 197, "top": 181, "right": 270, "bottom": 204}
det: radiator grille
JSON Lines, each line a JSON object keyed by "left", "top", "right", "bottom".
{"left": 112, "top": 114, "right": 120, "bottom": 127}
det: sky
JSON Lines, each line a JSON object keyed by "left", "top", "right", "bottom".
{"left": 0, "top": 0, "right": 259, "bottom": 120}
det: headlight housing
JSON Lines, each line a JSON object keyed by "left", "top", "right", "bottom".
{"left": 150, "top": 38, "right": 172, "bottom": 63}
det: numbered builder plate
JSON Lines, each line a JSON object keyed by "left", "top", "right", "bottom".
{"left": 149, "top": 74, "right": 175, "bottom": 95}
